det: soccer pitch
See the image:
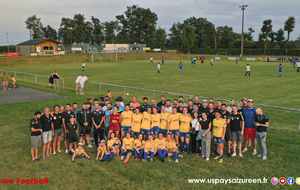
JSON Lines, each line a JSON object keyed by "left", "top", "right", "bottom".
{"left": 0, "top": 59, "right": 299, "bottom": 189}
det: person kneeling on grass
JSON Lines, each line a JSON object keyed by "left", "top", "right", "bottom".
{"left": 143, "top": 134, "right": 156, "bottom": 162}
{"left": 166, "top": 133, "right": 179, "bottom": 163}
{"left": 133, "top": 133, "right": 145, "bottom": 160}
{"left": 121, "top": 132, "right": 135, "bottom": 163}
{"left": 72, "top": 143, "right": 90, "bottom": 162}
{"left": 155, "top": 132, "right": 168, "bottom": 163}
{"left": 112, "top": 139, "right": 122, "bottom": 155}
{"left": 102, "top": 132, "right": 118, "bottom": 162}
{"left": 96, "top": 140, "right": 107, "bottom": 161}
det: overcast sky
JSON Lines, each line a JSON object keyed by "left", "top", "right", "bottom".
{"left": 0, "top": 0, "right": 299, "bottom": 46}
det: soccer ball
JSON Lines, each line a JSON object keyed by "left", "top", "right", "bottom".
{"left": 126, "top": 93, "right": 129, "bottom": 96}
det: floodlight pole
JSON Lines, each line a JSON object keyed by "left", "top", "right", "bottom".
{"left": 67, "top": 27, "right": 73, "bottom": 53}
{"left": 102, "top": 28, "right": 106, "bottom": 48}
{"left": 5, "top": 33, "right": 9, "bottom": 53}
{"left": 239, "top": 5, "right": 247, "bottom": 61}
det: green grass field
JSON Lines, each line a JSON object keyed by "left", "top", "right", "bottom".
{"left": 0, "top": 58, "right": 299, "bottom": 189}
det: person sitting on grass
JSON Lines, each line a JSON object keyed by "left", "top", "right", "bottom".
{"left": 143, "top": 134, "right": 156, "bottom": 162}
{"left": 166, "top": 133, "right": 179, "bottom": 163}
{"left": 96, "top": 140, "right": 107, "bottom": 161}
{"left": 102, "top": 132, "right": 118, "bottom": 162}
{"left": 72, "top": 143, "right": 91, "bottom": 162}
{"left": 112, "top": 139, "right": 122, "bottom": 155}
{"left": 133, "top": 133, "right": 145, "bottom": 160}
{"left": 121, "top": 132, "right": 135, "bottom": 163}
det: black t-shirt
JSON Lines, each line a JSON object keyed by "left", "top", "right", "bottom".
{"left": 157, "top": 101, "right": 166, "bottom": 108}
{"left": 187, "top": 106, "right": 194, "bottom": 115}
{"left": 256, "top": 114, "right": 269, "bottom": 132}
{"left": 67, "top": 123, "right": 77, "bottom": 137}
{"left": 62, "top": 110, "right": 75, "bottom": 126}
{"left": 99, "top": 103, "right": 106, "bottom": 108}
{"left": 52, "top": 113, "right": 63, "bottom": 130}
{"left": 92, "top": 110, "right": 105, "bottom": 126}
{"left": 215, "top": 107, "right": 222, "bottom": 113}
{"left": 31, "top": 118, "right": 41, "bottom": 136}
{"left": 199, "top": 106, "right": 208, "bottom": 114}
{"left": 140, "top": 104, "right": 150, "bottom": 113}
{"left": 193, "top": 102, "right": 202, "bottom": 109}
{"left": 230, "top": 113, "right": 244, "bottom": 132}
{"left": 206, "top": 109, "right": 216, "bottom": 123}
{"left": 221, "top": 111, "right": 231, "bottom": 128}
{"left": 200, "top": 119, "right": 211, "bottom": 130}
{"left": 52, "top": 73, "right": 59, "bottom": 79}
{"left": 177, "top": 107, "right": 184, "bottom": 114}
{"left": 40, "top": 114, "right": 53, "bottom": 132}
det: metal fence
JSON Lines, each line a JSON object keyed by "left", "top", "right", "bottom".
{"left": 0, "top": 69, "right": 64, "bottom": 89}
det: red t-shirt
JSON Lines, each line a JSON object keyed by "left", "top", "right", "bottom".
{"left": 132, "top": 102, "right": 141, "bottom": 109}
{"left": 120, "top": 56, "right": 123, "bottom": 60}
{"left": 110, "top": 113, "right": 121, "bottom": 128}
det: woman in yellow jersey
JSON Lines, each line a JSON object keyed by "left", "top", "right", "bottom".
{"left": 131, "top": 108, "right": 143, "bottom": 138}
{"left": 133, "top": 133, "right": 145, "bottom": 160}
{"left": 155, "top": 132, "right": 168, "bottom": 162}
{"left": 120, "top": 105, "right": 133, "bottom": 140}
{"left": 166, "top": 133, "right": 179, "bottom": 163}
{"left": 160, "top": 105, "right": 171, "bottom": 135}
{"left": 151, "top": 107, "right": 161, "bottom": 138}
{"left": 141, "top": 107, "right": 152, "bottom": 138}
{"left": 212, "top": 112, "right": 227, "bottom": 164}
{"left": 96, "top": 140, "right": 107, "bottom": 161}
{"left": 121, "top": 132, "right": 135, "bottom": 163}
{"left": 179, "top": 108, "right": 192, "bottom": 154}
{"left": 143, "top": 134, "right": 155, "bottom": 162}
{"left": 103, "top": 132, "right": 118, "bottom": 162}
{"left": 167, "top": 107, "right": 181, "bottom": 145}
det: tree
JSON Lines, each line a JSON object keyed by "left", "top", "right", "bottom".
{"left": 216, "top": 25, "right": 236, "bottom": 48}
{"left": 103, "top": 21, "right": 118, "bottom": 44}
{"left": 153, "top": 28, "right": 167, "bottom": 50}
{"left": 260, "top": 19, "right": 272, "bottom": 54}
{"left": 168, "top": 23, "right": 184, "bottom": 50}
{"left": 284, "top": 16, "right": 295, "bottom": 54}
{"left": 245, "top": 27, "right": 255, "bottom": 41}
{"left": 25, "top": 15, "right": 44, "bottom": 39}
{"left": 91, "top": 16, "right": 103, "bottom": 45}
{"left": 116, "top": 5, "right": 158, "bottom": 46}
{"left": 42, "top": 25, "right": 58, "bottom": 40}
{"left": 58, "top": 17, "right": 74, "bottom": 44}
{"left": 183, "top": 25, "right": 196, "bottom": 54}
{"left": 275, "top": 28, "right": 285, "bottom": 48}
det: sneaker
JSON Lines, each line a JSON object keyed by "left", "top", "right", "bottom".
{"left": 87, "top": 144, "right": 93, "bottom": 148}
{"left": 120, "top": 156, "right": 124, "bottom": 161}
{"left": 192, "top": 153, "right": 196, "bottom": 156}
{"left": 262, "top": 156, "right": 267, "bottom": 160}
{"left": 202, "top": 155, "right": 205, "bottom": 158}
{"left": 135, "top": 157, "right": 139, "bottom": 161}
{"left": 252, "top": 150, "right": 257, "bottom": 155}
{"left": 257, "top": 154, "right": 262, "bottom": 158}
{"left": 214, "top": 156, "right": 220, "bottom": 160}
{"left": 71, "top": 149, "right": 75, "bottom": 153}
{"left": 160, "top": 158, "right": 164, "bottom": 163}
{"left": 175, "top": 159, "right": 178, "bottom": 163}
{"left": 227, "top": 153, "right": 231, "bottom": 157}
{"left": 138, "top": 158, "right": 141, "bottom": 160}
{"left": 57, "top": 150, "right": 62, "bottom": 154}
{"left": 68, "top": 151, "right": 72, "bottom": 156}
{"left": 53, "top": 151, "right": 57, "bottom": 156}
{"left": 100, "top": 159, "right": 105, "bottom": 162}
{"left": 219, "top": 159, "right": 223, "bottom": 164}
{"left": 124, "top": 157, "right": 129, "bottom": 163}
{"left": 232, "top": 153, "right": 236, "bottom": 157}
{"left": 187, "top": 151, "right": 190, "bottom": 155}
{"left": 196, "top": 153, "right": 199, "bottom": 157}
{"left": 142, "top": 159, "right": 147, "bottom": 162}
{"left": 88, "top": 157, "right": 91, "bottom": 160}
{"left": 72, "top": 160, "right": 74, "bottom": 162}
{"left": 150, "top": 158, "right": 153, "bottom": 162}
{"left": 108, "top": 158, "right": 112, "bottom": 162}
{"left": 65, "top": 149, "right": 69, "bottom": 153}
{"left": 239, "top": 153, "right": 243, "bottom": 157}
{"left": 242, "top": 148, "right": 248, "bottom": 153}
{"left": 168, "top": 157, "right": 171, "bottom": 162}
{"left": 206, "top": 158, "right": 209, "bottom": 161}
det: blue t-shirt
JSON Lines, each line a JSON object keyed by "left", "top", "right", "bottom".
{"left": 236, "top": 58, "right": 238, "bottom": 62}
{"left": 242, "top": 107, "right": 257, "bottom": 128}
{"left": 279, "top": 65, "right": 283, "bottom": 71}
{"left": 191, "top": 59, "right": 194, "bottom": 64}
{"left": 162, "top": 57, "right": 164, "bottom": 62}
{"left": 112, "top": 104, "right": 124, "bottom": 113}
{"left": 105, "top": 109, "right": 114, "bottom": 127}
{"left": 179, "top": 63, "right": 183, "bottom": 69}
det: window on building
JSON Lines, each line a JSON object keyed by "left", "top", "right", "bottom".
{"left": 43, "top": 46, "right": 54, "bottom": 50}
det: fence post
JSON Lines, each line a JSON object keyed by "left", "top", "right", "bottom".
{"left": 63, "top": 78, "right": 64, "bottom": 89}
{"left": 35, "top": 75, "right": 37, "bottom": 84}
{"left": 25, "top": 74, "right": 26, "bottom": 81}
{"left": 124, "top": 87, "right": 125, "bottom": 99}
{"left": 15, "top": 72, "right": 16, "bottom": 79}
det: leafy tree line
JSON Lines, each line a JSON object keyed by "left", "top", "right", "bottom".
{"left": 24, "top": 5, "right": 298, "bottom": 53}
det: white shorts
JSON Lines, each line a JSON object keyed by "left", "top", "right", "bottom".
{"left": 42, "top": 130, "right": 52, "bottom": 143}
{"left": 80, "top": 82, "right": 84, "bottom": 88}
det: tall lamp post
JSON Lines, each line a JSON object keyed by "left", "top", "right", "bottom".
{"left": 239, "top": 5, "right": 247, "bottom": 61}
{"left": 101, "top": 28, "right": 106, "bottom": 48}
{"left": 5, "top": 33, "right": 9, "bottom": 53}
{"left": 67, "top": 27, "right": 73, "bottom": 53}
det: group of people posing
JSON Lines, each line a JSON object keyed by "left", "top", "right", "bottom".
{"left": 30, "top": 95, "right": 269, "bottom": 164}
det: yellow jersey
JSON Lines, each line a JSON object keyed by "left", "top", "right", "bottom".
{"left": 75, "top": 148, "right": 85, "bottom": 155}
{"left": 144, "top": 140, "right": 156, "bottom": 152}
{"left": 141, "top": 112, "right": 151, "bottom": 130}
{"left": 132, "top": 114, "right": 143, "bottom": 132}
{"left": 161, "top": 112, "right": 170, "bottom": 130}
{"left": 213, "top": 118, "right": 227, "bottom": 138}
{"left": 121, "top": 111, "right": 133, "bottom": 127}
{"left": 166, "top": 140, "right": 177, "bottom": 152}
{"left": 151, "top": 114, "right": 161, "bottom": 128}
{"left": 98, "top": 145, "right": 107, "bottom": 153}
{"left": 179, "top": 114, "right": 192, "bottom": 133}
{"left": 123, "top": 137, "right": 134, "bottom": 151}
{"left": 155, "top": 138, "right": 166, "bottom": 149}
{"left": 107, "top": 138, "right": 119, "bottom": 149}
{"left": 168, "top": 113, "right": 181, "bottom": 130}
{"left": 11, "top": 77, "right": 16, "bottom": 83}
{"left": 134, "top": 139, "right": 145, "bottom": 148}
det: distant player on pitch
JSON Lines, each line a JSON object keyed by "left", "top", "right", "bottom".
{"left": 157, "top": 62, "right": 161, "bottom": 74}
{"left": 82, "top": 62, "right": 86, "bottom": 72}
{"left": 191, "top": 58, "right": 194, "bottom": 67}
{"left": 245, "top": 64, "right": 250, "bottom": 76}
{"left": 150, "top": 56, "right": 153, "bottom": 64}
{"left": 279, "top": 63, "right": 283, "bottom": 77}
{"left": 236, "top": 57, "right": 238, "bottom": 65}
{"left": 179, "top": 62, "right": 183, "bottom": 74}
{"left": 210, "top": 57, "right": 213, "bottom": 66}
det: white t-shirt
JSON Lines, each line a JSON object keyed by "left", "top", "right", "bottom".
{"left": 75, "top": 76, "right": 83, "bottom": 83}
{"left": 80, "top": 76, "right": 88, "bottom": 84}
{"left": 157, "top": 64, "right": 160, "bottom": 69}
{"left": 150, "top": 57, "right": 153, "bottom": 61}
{"left": 211, "top": 58, "right": 213, "bottom": 62}
{"left": 82, "top": 62, "right": 86, "bottom": 67}
{"left": 166, "top": 106, "right": 172, "bottom": 113}
{"left": 246, "top": 65, "right": 251, "bottom": 71}
{"left": 191, "top": 118, "right": 200, "bottom": 131}
{"left": 296, "top": 62, "right": 300, "bottom": 67}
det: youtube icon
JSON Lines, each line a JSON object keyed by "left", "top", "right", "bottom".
{"left": 279, "top": 177, "right": 286, "bottom": 185}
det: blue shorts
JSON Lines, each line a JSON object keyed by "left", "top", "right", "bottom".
{"left": 169, "top": 129, "right": 179, "bottom": 136}
{"left": 180, "top": 132, "right": 190, "bottom": 139}
{"left": 214, "top": 136, "right": 224, "bottom": 145}
{"left": 124, "top": 149, "right": 133, "bottom": 154}
{"left": 75, "top": 154, "right": 85, "bottom": 158}
{"left": 141, "top": 129, "right": 151, "bottom": 136}
{"left": 131, "top": 131, "right": 140, "bottom": 137}
{"left": 121, "top": 126, "right": 131, "bottom": 132}
{"left": 160, "top": 129, "right": 168, "bottom": 135}
{"left": 150, "top": 126, "right": 160, "bottom": 136}
{"left": 179, "top": 67, "right": 183, "bottom": 69}
{"left": 279, "top": 70, "right": 282, "bottom": 72}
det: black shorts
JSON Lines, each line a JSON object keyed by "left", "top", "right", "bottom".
{"left": 225, "top": 126, "right": 231, "bottom": 142}
{"left": 82, "top": 66, "right": 85, "bottom": 68}
{"left": 80, "top": 126, "right": 91, "bottom": 136}
{"left": 64, "top": 130, "right": 68, "bottom": 139}
{"left": 48, "top": 77, "right": 53, "bottom": 84}
{"left": 69, "top": 136, "right": 78, "bottom": 143}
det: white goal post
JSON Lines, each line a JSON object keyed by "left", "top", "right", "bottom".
{"left": 91, "top": 52, "right": 118, "bottom": 62}
{"left": 216, "top": 52, "right": 227, "bottom": 57}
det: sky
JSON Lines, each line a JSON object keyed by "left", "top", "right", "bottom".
{"left": 0, "top": 0, "right": 300, "bottom": 46}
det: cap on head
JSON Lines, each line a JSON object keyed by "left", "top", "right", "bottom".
{"left": 202, "top": 99, "right": 207, "bottom": 103}
{"left": 101, "top": 140, "right": 105, "bottom": 143}
{"left": 247, "top": 99, "right": 253, "bottom": 103}
{"left": 78, "top": 143, "right": 83, "bottom": 146}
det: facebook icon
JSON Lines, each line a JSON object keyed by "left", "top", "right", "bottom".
{"left": 288, "top": 177, "right": 294, "bottom": 185}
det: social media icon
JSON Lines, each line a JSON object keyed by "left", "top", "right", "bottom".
{"left": 279, "top": 177, "right": 286, "bottom": 185}
{"left": 296, "top": 178, "right": 300, "bottom": 185}
{"left": 287, "top": 177, "right": 294, "bottom": 185}
{"left": 271, "top": 177, "right": 278, "bottom": 185}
